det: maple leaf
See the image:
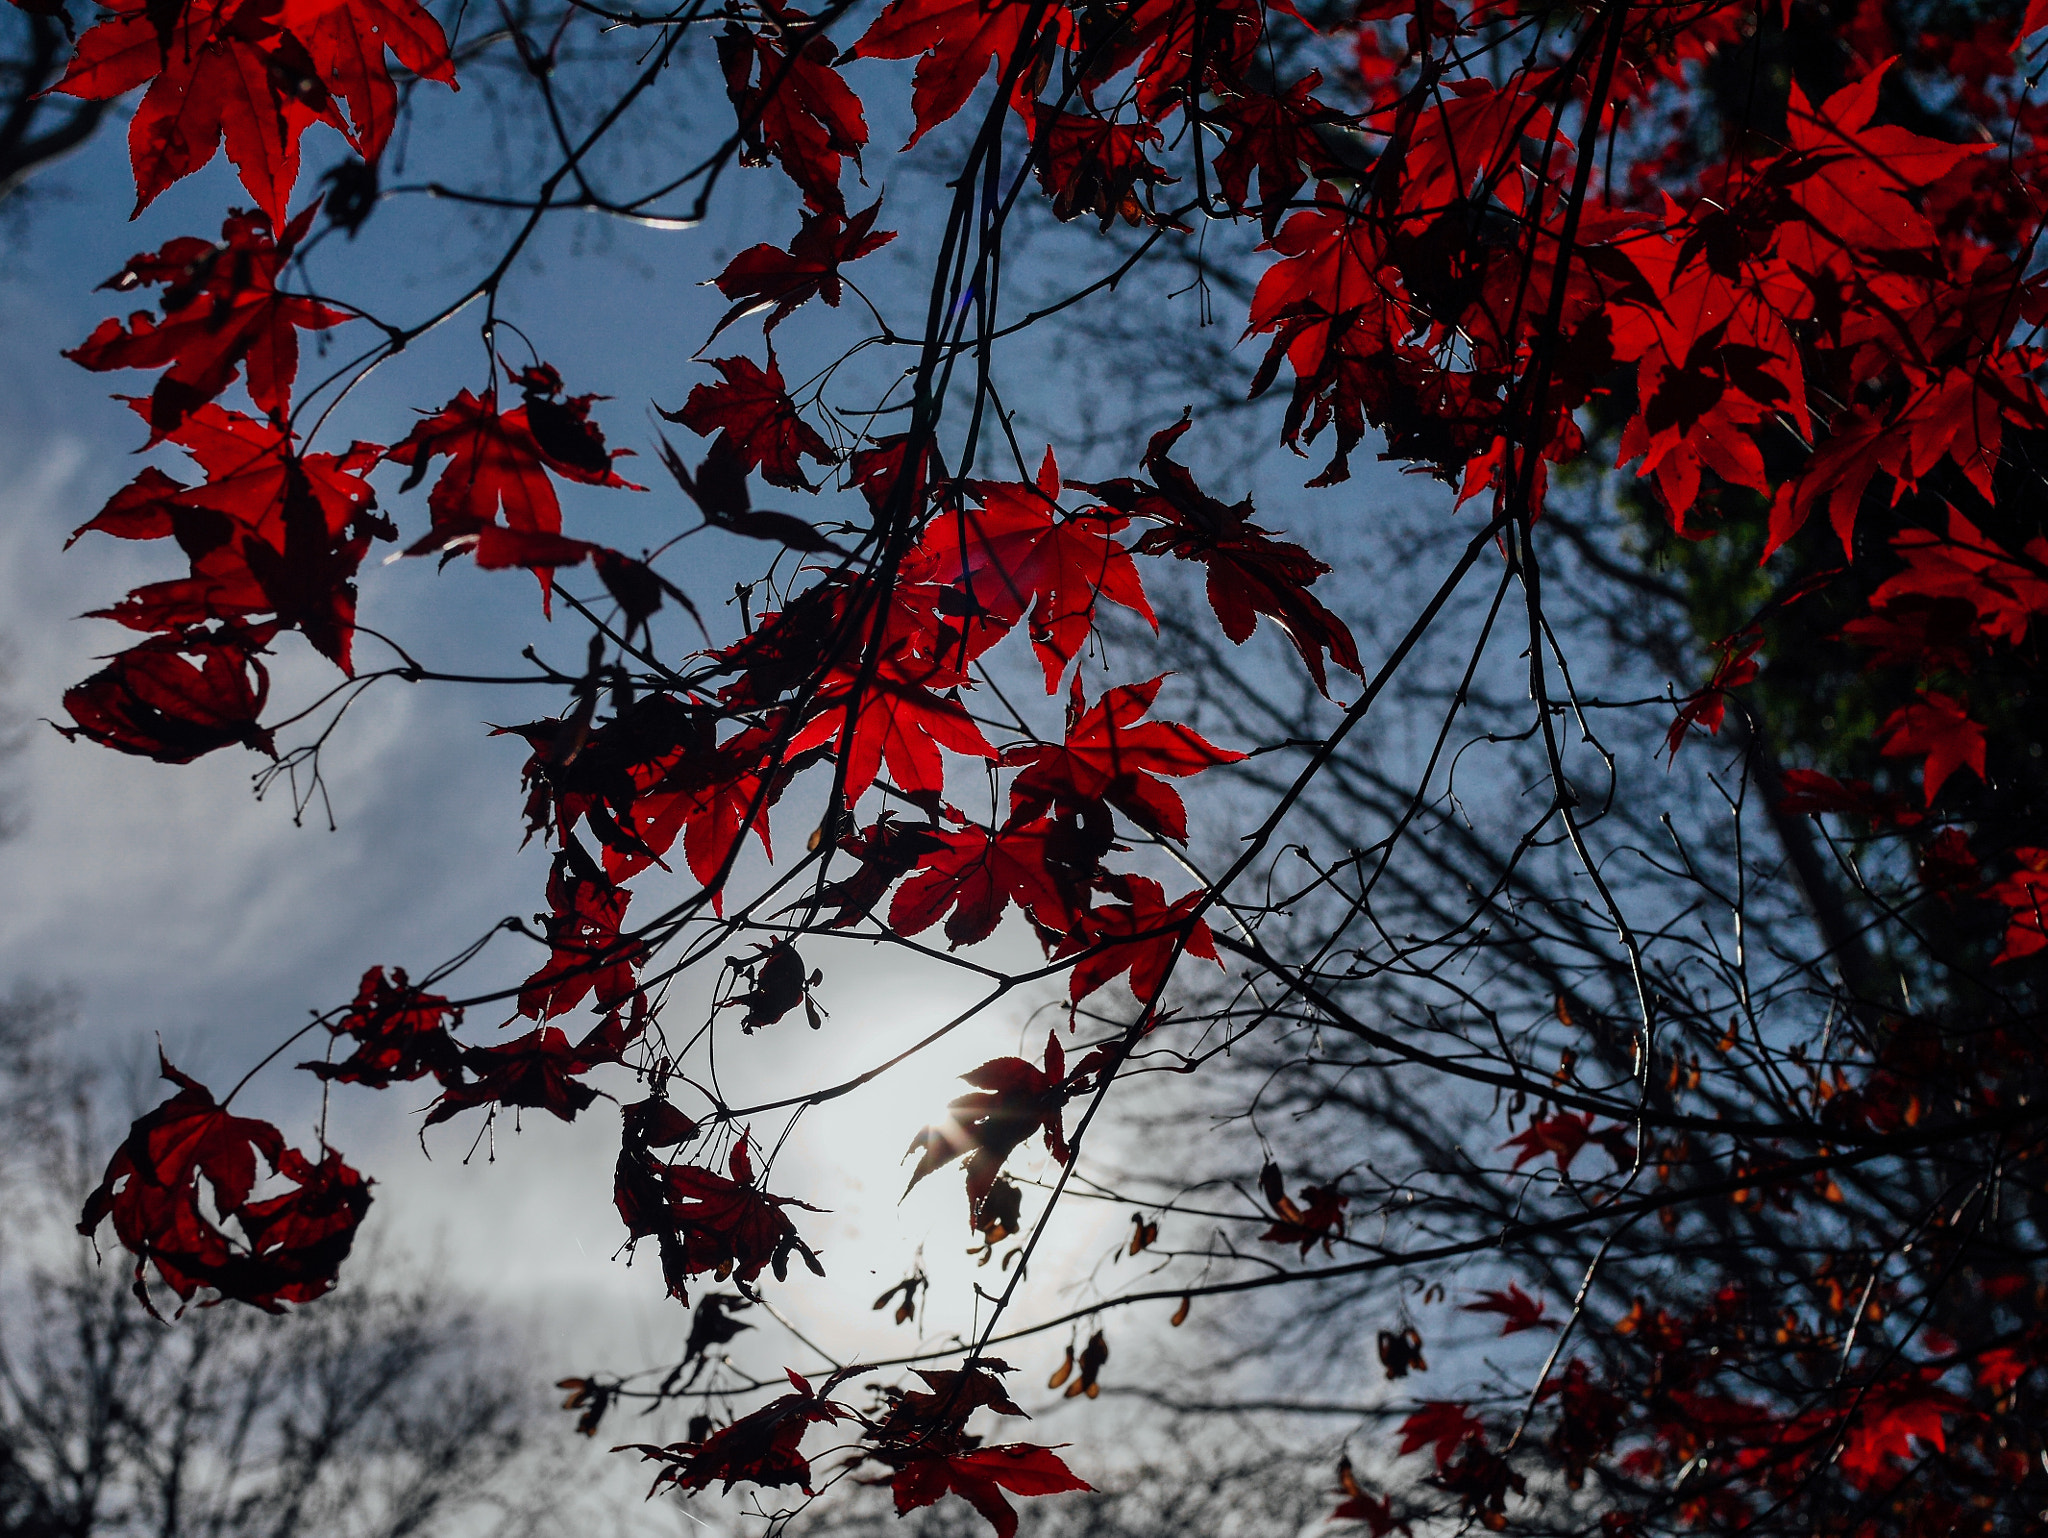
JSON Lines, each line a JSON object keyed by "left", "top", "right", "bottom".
{"left": 425, "top": 1006, "right": 643, "bottom": 1128}
{"left": 52, "top": 0, "right": 347, "bottom": 224}
{"left": 665, "top": 353, "right": 835, "bottom": 491}
{"left": 1664, "top": 632, "right": 1760, "bottom": 758}
{"left": 1502, "top": 1112, "right": 1634, "bottom": 1174}
{"left": 1244, "top": 184, "right": 1396, "bottom": 379}
{"left": 878, "top": 1444, "right": 1091, "bottom": 1538}
{"left": 1075, "top": 0, "right": 1264, "bottom": 122}
{"left": 1543, "top": 1358, "right": 1623, "bottom": 1488}
{"left": 73, "top": 402, "right": 385, "bottom": 671}
{"left": 1871, "top": 510, "right": 2048, "bottom": 647}
{"left": 1878, "top": 691, "right": 1987, "bottom": 804}
{"left": 622, "top": 1370, "right": 847, "bottom": 1494}
{"left": 59, "top": 625, "right": 274, "bottom": 763}
{"left": 1989, "top": 846, "right": 2048, "bottom": 963}
{"left": 850, "top": 0, "right": 1071, "bottom": 148}
{"left": 708, "top": 201, "right": 896, "bottom": 342}
{"left": 916, "top": 447, "right": 1155, "bottom": 691}
{"left": 1837, "top": 1380, "right": 1960, "bottom": 1487}
{"left": 805, "top": 814, "right": 945, "bottom": 928}
{"left": 719, "top": 1, "right": 867, "bottom": 215}
{"left": 1461, "top": 1284, "right": 1552, "bottom": 1334}
{"left": 78, "top": 1053, "right": 370, "bottom": 1315}
{"left": 1397, "top": 1402, "right": 1487, "bottom": 1470}
{"left": 517, "top": 858, "right": 645, "bottom": 1019}
{"left": 887, "top": 819, "right": 1077, "bottom": 947}
{"left": 300, "top": 964, "right": 464, "bottom": 1088}
{"left": 1061, "top": 874, "right": 1218, "bottom": 1004}
{"left": 1208, "top": 72, "right": 1358, "bottom": 238}
{"left": 620, "top": 729, "right": 786, "bottom": 899}
{"left": 387, "top": 367, "right": 639, "bottom": 608}
{"left": 1257, "top": 1160, "right": 1347, "bottom": 1254}
{"left": 1774, "top": 68, "right": 1986, "bottom": 279}
{"left": 848, "top": 430, "right": 947, "bottom": 516}
{"left": 278, "top": 0, "right": 454, "bottom": 161}
{"left": 219, "top": 1147, "right": 375, "bottom": 1310}
{"left": 905, "top": 1033, "right": 1073, "bottom": 1220}
{"left": 65, "top": 205, "right": 349, "bottom": 435}
{"left": 788, "top": 651, "right": 996, "bottom": 806}
{"left": 1083, "top": 417, "right": 1361, "bottom": 693}
{"left": 1004, "top": 674, "right": 1242, "bottom": 842}
{"left": 622, "top": 1140, "right": 825, "bottom": 1300}
{"left": 1028, "top": 104, "right": 1175, "bottom": 231}
{"left": 1777, "top": 768, "right": 1920, "bottom": 827}
{"left": 657, "top": 432, "right": 849, "bottom": 554}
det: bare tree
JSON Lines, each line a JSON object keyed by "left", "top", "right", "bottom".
{"left": 0, "top": 996, "right": 573, "bottom": 1538}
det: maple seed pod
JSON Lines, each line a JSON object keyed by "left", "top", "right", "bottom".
{"left": 1170, "top": 1294, "right": 1191, "bottom": 1327}
{"left": 1047, "top": 1346, "right": 1074, "bottom": 1389}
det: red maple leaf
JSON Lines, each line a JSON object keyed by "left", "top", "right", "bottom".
{"left": 59, "top": 624, "right": 274, "bottom": 763}
{"left": 52, "top": 0, "right": 346, "bottom": 223}
{"left": 425, "top": 1005, "right": 642, "bottom": 1128}
{"left": 1869, "top": 510, "right": 2048, "bottom": 648}
{"left": 850, "top": 0, "right": 1071, "bottom": 148}
{"left": 906, "top": 1034, "right": 1074, "bottom": 1219}
{"left": 51, "top": 0, "right": 452, "bottom": 220}
{"left": 75, "top": 401, "right": 384, "bottom": 671}
{"left": 387, "top": 365, "right": 638, "bottom": 606}
{"left": 1004, "top": 674, "right": 1243, "bottom": 842}
{"left": 1074, "top": 0, "right": 1264, "bottom": 123}
{"left": 65, "top": 205, "right": 349, "bottom": 435}
{"left": 1331, "top": 1455, "right": 1407, "bottom": 1534}
{"left": 624, "top": 1140, "right": 825, "bottom": 1300}
{"left": 1397, "top": 1402, "right": 1487, "bottom": 1470}
{"left": 915, "top": 447, "right": 1156, "bottom": 691}
{"left": 78, "top": 1053, "right": 370, "bottom": 1315}
{"left": 806, "top": 814, "right": 945, "bottom": 929}
{"left": 1878, "top": 691, "right": 1987, "bottom": 804}
{"left": 301, "top": 964, "right": 464, "bottom": 1088}
{"left": 224, "top": 1147, "right": 375, "bottom": 1310}
{"left": 719, "top": 0, "right": 867, "bottom": 215}
{"left": 789, "top": 651, "right": 996, "bottom": 805}
{"left": 517, "top": 859, "right": 645, "bottom": 1019}
{"left": 1083, "top": 417, "right": 1362, "bottom": 693}
{"left": 1989, "top": 846, "right": 2048, "bottom": 963}
{"left": 1208, "top": 72, "right": 1358, "bottom": 238}
{"left": 666, "top": 353, "right": 836, "bottom": 491}
{"left": 888, "top": 818, "right": 1078, "bottom": 948}
{"left": 1501, "top": 1112, "right": 1634, "bottom": 1174}
{"left": 708, "top": 201, "right": 896, "bottom": 341}
{"left": 498, "top": 697, "right": 782, "bottom": 907}
{"left": 1062, "top": 874, "right": 1218, "bottom": 1004}
{"left": 615, "top": 728, "right": 786, "bottom": 900}
{"left": 1460, "top": 1284, "right": 1552, "bottom": 1334}
{"left": 278, "top": 0, "right": 454, "bottom": 161}
{"left": 622, "top": 1369, "right": 847, "bottom": 1494}
{"left": 1837, "top": 1379, "right": 1960, "bottom": 1487}
{"left": 879, "top": 1444, "right": 1091, "bottom": 1538}
{"left": 1028, "top": 105, "right": 1175, "bottom": 231}
{"left": 1664, "top": 632, "right": 1761, "bottom": 758}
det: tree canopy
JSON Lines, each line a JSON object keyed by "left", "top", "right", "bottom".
{"left": 22, "top": 0, "right": 2048, "bottom": 1528}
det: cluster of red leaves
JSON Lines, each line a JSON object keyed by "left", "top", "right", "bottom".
{"left": 624, "top": 1360, "right": 1088, "bottom": 1538}
{"left": 49, "top": 0, "right": 454, "bottom": 224}
{"left": 55, "top": 188, "right": 649, "bottom": 759}
{"left": 79, "top": 1053, "right": 371, "bottom": 1315}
